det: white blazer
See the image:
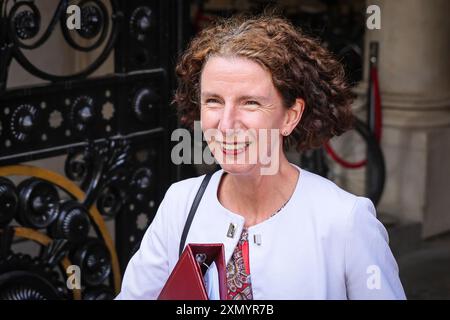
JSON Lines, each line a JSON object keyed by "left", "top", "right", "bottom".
{"left": 115, "top": 164, "right": 406, "bottom": 300}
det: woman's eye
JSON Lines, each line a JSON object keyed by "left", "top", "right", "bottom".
{"left": 244, "top": 100, "right": 260, "bottom": 106}
{"left": 205, "top": 98, "right": 221, "bottom": 104}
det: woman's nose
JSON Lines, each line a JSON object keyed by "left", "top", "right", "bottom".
{"left": 218, "top": 103, "right": 238, "bottom": 133}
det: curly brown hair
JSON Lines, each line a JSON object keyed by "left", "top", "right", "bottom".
{"left": 173, "top": 13, "right": 354, "bottom": 151}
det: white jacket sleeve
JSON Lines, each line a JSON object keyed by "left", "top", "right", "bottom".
{"left": 344, "top": 197, "right": 406, "bottom": 300}
{"left": 115, "top": 186, "right": 172, "bottom": 300}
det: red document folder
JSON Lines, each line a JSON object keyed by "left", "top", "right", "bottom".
{"left": 157, "top": 243, "right": 228, "bottom": 300}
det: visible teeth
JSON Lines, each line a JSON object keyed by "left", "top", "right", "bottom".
{"left": 220, "top": 142, "right": 250, "bottom": 151}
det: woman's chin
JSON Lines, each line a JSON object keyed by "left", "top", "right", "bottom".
{"left": 218, "top": 162, "right": 259, "bottom": 176}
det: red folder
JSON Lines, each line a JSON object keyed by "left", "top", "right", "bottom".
{"left": 157, "top": 243, "right": 228, "bottom": 300}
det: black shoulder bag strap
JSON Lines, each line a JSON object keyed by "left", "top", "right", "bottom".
{"left": 178, "top": 172, "right": 214, "bottom": 257}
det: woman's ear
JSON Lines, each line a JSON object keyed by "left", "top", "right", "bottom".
{"left": 283, "top": 98, "right": 305, "bottom": 135}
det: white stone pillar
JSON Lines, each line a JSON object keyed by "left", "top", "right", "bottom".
{"left": 360, "top": 0, "right": 450, "bottom": 237}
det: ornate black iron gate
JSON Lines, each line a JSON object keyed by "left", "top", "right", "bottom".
{"left": 0, "top": 0, "right": 182, "bottom": 299}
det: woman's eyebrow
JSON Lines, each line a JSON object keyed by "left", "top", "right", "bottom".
{"left": 239, "top": 95, "right": 268, "bottom": 102}
{"left": 200, "top": 92, "right": 222, "bottom": 98}
{"left": 200, "top": 92, "right": 268, "bottom": 102}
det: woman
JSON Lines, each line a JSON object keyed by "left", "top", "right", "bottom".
{"left": 116, "top": 14, "right": 406, "bottom": 300}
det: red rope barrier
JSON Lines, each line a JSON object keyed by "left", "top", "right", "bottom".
{"left": 324, "top": 65, "right": 382, "bottom": 169}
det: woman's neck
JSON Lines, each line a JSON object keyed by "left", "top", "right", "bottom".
{"left": 218, "top": 156, "right": 300, "bottom": 227}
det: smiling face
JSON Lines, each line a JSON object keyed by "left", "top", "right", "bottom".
{"left": 200, "top": 56, "right": 295, "bottom": 175}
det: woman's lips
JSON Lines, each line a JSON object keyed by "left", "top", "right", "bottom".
{"left": 218, "top": 141, "right": 251, "bottom": 155}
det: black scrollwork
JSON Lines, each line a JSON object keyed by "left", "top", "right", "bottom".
{"left": 60, "top": 0, "right": 110, "bottom": 52}
{"left": 0, "top": 0, "right": 122, "bottom": 84}
{"left": 75, "top": 138, "right": 131, "bottom": 209}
